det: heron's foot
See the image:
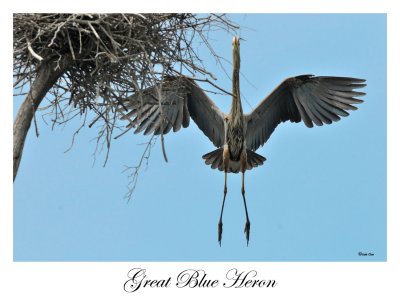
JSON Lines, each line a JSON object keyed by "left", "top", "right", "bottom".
{"left": 218, "top": 220, "right": 223, "bottom": 246}
{"left": 244, "top": 220, "right": 250, "bottom": 246}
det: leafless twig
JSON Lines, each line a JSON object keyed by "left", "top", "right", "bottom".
{"left": 13, "top": 13, "right": 238, "bottom": 198}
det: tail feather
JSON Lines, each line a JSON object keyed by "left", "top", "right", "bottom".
{"left": 211, "top": 154, "right": 221, "bottom": 169}
{"left": 202, "top": 148, "right": 266, "bottom": 173}
{"left": 202, "top": 148, "right": 224, "bottom": 171}
{"left": 246, "top": 149, "right": 266, "bottom": 170}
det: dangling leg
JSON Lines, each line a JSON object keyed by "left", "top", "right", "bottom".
{"left": 241, "top": 171, "right": 251, "bottom": 246}
{"left": 218, "top": 171, "right": 227, "bottom": 246}
{"left": 240, "top": 150, "right": 251, "bottom": 246}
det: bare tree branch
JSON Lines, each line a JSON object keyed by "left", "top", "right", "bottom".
{"left": 13, "top": 13, "right": 239, "bottom": 199}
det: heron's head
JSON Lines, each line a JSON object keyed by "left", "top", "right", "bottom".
{"left": 232, "top": 36, "right": 240, "bottom": 70}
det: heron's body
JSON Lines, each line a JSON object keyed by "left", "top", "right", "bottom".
{"left": 121, "top": 35, "right": 366, "bottom": 246}
{"left": 225, "top": 118, "right": 245, "bottom": 163}
{"left": 226, "top": 37, "right": 245, "bottom": 162}
{"left": 205, "top": 36, "right": 266, "bottom": 176}
{"left": 224, "top": 36, "right": 246, "bottom": 172}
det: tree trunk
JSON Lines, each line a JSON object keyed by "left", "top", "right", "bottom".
{"left": 13, "top": 58, "right": 70, "bottom": 181}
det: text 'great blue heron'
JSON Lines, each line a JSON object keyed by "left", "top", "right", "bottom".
{"left": 121, "top": 36, "right": 366, "bottom": 246}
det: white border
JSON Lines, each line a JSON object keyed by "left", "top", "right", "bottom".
{"left": 2, "top": 1, "right": 399, "bottom": 300}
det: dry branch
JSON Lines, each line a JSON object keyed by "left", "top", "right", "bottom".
{"left": 13, "top": 13, "right": 238, "bottom": 198}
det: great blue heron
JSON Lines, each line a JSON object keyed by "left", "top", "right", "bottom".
{"left": 121, "top": 36, "right": 366, "bottom": 246}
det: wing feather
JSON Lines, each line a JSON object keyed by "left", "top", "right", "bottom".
{"left": 245, "top": 75, "right": 366, "bottom": 151}
{"left": 121, "top": 77, "right": 190, "bottom": 136}
{"left": 185, "top": 79, "right": 226, "bottom": 147}
{"left": 120, "top": 76, "right": 225, "bottom": 147}
{"left": 174, "top": 100, "right": 184, "bottom": 132}
{"left": 135, "top": 106, "right": 159, "bottom": 134}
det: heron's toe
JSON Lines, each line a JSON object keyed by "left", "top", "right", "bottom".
{"left": 244, "top": 220, "right": 251, "bottom": 246}
{"left": 218, "top": 221, "right": 223, "bottom": 246}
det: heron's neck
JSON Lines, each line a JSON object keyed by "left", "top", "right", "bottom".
{"left": 230, "top": 61, "right": 243, "bottom": 120}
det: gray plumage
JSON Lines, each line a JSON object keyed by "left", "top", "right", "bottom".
{"left": 121, "top": 75, "right": 365, "bottom": 165}
{"left": 120, "top": 36, "right": 366, "bottom": 245}
{"left": 122, "top": 77, "right": 225, "bottom": 147}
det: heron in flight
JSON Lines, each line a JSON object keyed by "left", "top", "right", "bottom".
{"left": 121, "top": 36, "right": 366, "bottom": 246}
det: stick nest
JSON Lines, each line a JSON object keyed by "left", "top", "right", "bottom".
{"left": 14, "top": 13, "right": 237, "bottom": 115}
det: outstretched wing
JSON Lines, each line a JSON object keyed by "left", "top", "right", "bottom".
{"left": 185, "top": 79, "right": 226, "bottom": 147}
{"left": 245, "top": 75, "right": 366, "bottom": 151}
{"left": 120, "top": 77, "right": 226, "bottom": 147}
{"left": 121, "top": 77, "right": 190, "bottom": 135}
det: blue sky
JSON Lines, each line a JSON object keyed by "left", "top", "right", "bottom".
{"left": 13, "top": 14, "right": 386, "bottom": 261}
